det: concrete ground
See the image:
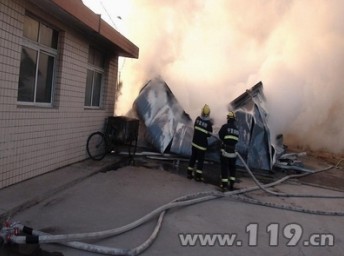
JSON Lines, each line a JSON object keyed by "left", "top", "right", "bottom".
{"left": 1, "top": 153, "right": 344, "bottom": 256}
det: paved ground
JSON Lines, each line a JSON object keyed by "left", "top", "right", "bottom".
{"left": 1, "top": 153, "right": 344, "bottom": 256}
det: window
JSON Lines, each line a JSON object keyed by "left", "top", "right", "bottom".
{"left": 18, "top": 14, "right": 58, "bottom": 104}
{"left": 85, "top": 46, "right": 105, "bottom": 107}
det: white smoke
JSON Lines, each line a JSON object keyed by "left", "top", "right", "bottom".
{"left": 115, "top": 0, "right": 344, "bottom": 153}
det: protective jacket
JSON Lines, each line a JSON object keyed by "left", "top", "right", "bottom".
{"left": 192, "top": 116, "right": 213, "bottom": 151}
{"left": 218, "top": 119, "right": 239, "bottom": 154}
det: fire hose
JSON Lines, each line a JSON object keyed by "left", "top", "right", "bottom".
{"left": 1, "top": 154, "right": 344, "bottom": 256}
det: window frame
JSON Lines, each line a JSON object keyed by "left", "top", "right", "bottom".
{"left": 17, "top": 13, "right": 58, "bottom": 107}
{"left": 84, "top": 46, "right": 105, "bottom": 109}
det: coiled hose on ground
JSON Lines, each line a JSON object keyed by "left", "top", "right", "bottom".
{"left": 6, "top": 154, "right": 344, "bottom": 255}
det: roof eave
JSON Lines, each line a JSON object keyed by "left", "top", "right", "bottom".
{"left": 27, "top": 0, "right": 139, "bottom": 58}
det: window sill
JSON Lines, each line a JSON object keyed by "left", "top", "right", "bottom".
{"left": 17, "top": 101, "right": 54, "bottom": 108}
{"left": 84, "top": 106, "right": 103, "bottom": 110}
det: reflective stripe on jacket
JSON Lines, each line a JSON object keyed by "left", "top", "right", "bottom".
{"left": 218, "top": 119, "right": 239, "bottom": 151}
{"left": 221, "top": 149, "right": 237, "bottom": 158}
{"left": 192, "top": 116, "right": 213, "bottom": 151}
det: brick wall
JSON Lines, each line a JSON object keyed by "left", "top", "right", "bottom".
{"left": 0, "top": 0, "right": 119, "bottom": 188}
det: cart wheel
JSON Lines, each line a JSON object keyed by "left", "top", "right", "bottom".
{"left": 86, "top": 132, "right": 107, "bottom": 160}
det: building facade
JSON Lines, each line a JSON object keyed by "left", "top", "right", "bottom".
{"left": 0, "top": 0, "right": 139, "bottom": 189}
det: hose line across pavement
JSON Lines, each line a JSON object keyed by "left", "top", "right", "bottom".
{"left": 5, "top": 153, "right": 344, "bottom": 255}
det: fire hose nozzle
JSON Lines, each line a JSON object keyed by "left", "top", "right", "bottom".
{"left": 0, "top": 220, "right": 22, "bottom": 244}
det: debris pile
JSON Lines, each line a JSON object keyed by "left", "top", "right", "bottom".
{"left": 132, "top": 77, "right": 304, "bottom": 172}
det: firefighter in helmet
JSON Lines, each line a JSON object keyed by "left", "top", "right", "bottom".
{"left": 187, "top": 104, "right": 213, "bottom": 182}
{"left": 218, "top": 111, "right": 239, "bottom": 191}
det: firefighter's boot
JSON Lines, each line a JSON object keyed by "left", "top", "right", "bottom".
{"left": 194, "top": 170, "right": 203, "bottom": 182}
{"left": 220, "top": 179, "right": 229, "bottom": 192}
{"left": 187, "top": 167, "right": 194, "bottom": 179}
{"left": 229, "top": 177, "right": 236, "bottom": 191}
{"left": 229, "top": 181, "right": 235, "bottom": 191}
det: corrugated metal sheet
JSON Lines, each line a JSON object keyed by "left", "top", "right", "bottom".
{"left": 133, "top": 79, "right": 283, "bottom": 171}
{"left": 170, "top": 122, "right": 193, "bottom": 156}
{"left": 133, "top": 77, "right": 192, "bottom": 153}
{"left": 230, "top": 82, "right": 274, "bottom": 170}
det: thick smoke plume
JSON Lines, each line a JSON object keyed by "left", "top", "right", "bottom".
{"left": 113, "top": 0, "right": 344, "bottom": 153}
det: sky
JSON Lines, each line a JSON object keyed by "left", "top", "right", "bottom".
{"left": 82, "top": 0, "right": 344, "bottom": 154}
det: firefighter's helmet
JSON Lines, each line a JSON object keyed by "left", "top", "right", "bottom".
{"left": 227, "top": 111, "right": 236, "bottom": 119}
{"left": 202, "top": 104, "right": 210, "bottom": 117}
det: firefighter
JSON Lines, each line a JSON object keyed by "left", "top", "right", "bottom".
{"left": 187, "top": 104, "right": 213, "bottom": 182}
{"left": 218, "top": 111, "right": 239, "bottom": 191}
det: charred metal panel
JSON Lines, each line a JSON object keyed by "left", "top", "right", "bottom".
{"left": 170, "top": 122, "right": 193, "bottom": 156}
{"left": 134, "top": 79, "right": 282, "bottom": 171}
{"left": 133, "top": 77, "right": 192, "bottom": 153}
{"left": 230, "top": 82, "right": 273, "bottom": 170}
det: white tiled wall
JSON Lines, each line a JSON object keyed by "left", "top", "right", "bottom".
{"left": 0, "top": 0, "right": 119, "bottom": 189}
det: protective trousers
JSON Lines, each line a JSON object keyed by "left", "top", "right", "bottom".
{"left": 220, "top": 150, "right": 237, "bottom": 190}
{"left": 187, "top": 146, "right": 205, "bottom": 181}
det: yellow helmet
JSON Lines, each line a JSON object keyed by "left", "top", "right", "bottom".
{"left": 202, "top": 104, "right": 210, "bottom": 117}
{"left": 227, "top": 111, "right": 236, "bottom": 119}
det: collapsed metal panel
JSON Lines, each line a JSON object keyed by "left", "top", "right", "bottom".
{"left": 170, "top": 122, "right": 193, "bottom": 156}
{"left": 133, "top": 77, "right": 192, "bottom": 153}
{"left": 134, "top": 79, "right": 280, "bottom": 171}
{"left": 230, "top": 82, "right": 273, "bottom": 170}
